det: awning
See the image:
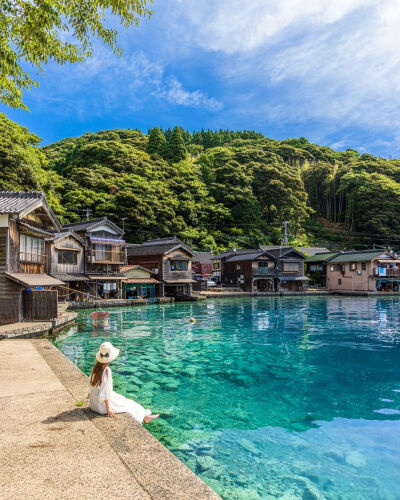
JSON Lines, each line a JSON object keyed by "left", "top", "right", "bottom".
{"left": 50, "top": 273, "right": 89, "bottom": 282}
{"left": 279, "top": 276, "right": 310, "bottom": 282}
{"left": 164, "top": 279, "right": 195, "bottom": 284}
{"left": 123, "top": 278, "right": 159, "bottom": 284}
{"left": 17, "top": 222, "right": 54, "bottom": 238}
{"left": 88, "top": 275, "right": 125, "bottom": 281}
{"left": 5, "top": 272, "right": 65, "bottom": 287}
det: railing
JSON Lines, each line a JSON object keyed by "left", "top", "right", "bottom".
{"left": 88, "top": 250, "right": 125, "bottom": 264}
{"left": 19, "top": 252, "right": 46, "bottom": 264}
{"left": 253, "top": 267, "right": 276, "bottom": 276}
{"left": 373, "top": 268, "right": 400, "bottom": 277}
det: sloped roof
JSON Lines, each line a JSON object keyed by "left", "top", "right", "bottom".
{"left": 63, "top": 217, "right": 124, "bottom": 236}
{"left": 329, "top": 250, "right": 397, "bottom": 264}
{"left": 193, "top": 252, "right": 215, "bottom": 264}
{"left": 225, "top": 250, "right": 277, "bottom": 263}
{"left": 126, "top": 238, "right": 194, "bottom": 257}
{"left": 212, "top": 249, "right": 259, "bottom": 260}
{"left": 259, "top": 245, "right": 304, "bottom": 259}
{"left": 306, "top": 251, "right": 340, "bottom": 263}
{"left": 50, "top": 273, "right": 89, "bottom": 282}
{"left": 51, "top": 230, "right": 86, "bottom": 246}
{"left": 121, "top": 265, "right": 153, "bottom": 274}
{"left": 299, "top": 247, "right": 330, "bottom": 256}
{"left": 6, "top": 272, "right": 65, "bottom": 287}
{"left": 0, "top": 191, "right": 61, "bottom": 230}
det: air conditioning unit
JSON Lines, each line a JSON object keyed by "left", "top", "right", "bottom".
{"left": 240, "top": 275, "right": 244, "bottom": 279}
{"left": 356, "top": 270, "right": 362, "bottom": 275}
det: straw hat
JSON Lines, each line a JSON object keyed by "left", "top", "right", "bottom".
{"left": 96, "top": 342, "right": 120, "bottom": 363}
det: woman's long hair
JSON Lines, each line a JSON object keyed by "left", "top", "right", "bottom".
{"left": 90, "top": 361, "right": 109, "bottom": 387}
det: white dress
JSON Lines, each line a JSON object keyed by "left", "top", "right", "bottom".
{"left": 90, "top": 367, "right": 151, "bottom": 424}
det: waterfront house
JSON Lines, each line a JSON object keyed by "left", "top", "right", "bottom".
{"left": 221, "top": 249, "right": 277, "bottom": 291}
{"left": 126, "top": 237, "right": 195, "bottom": 297}
{"left": 305, "top": 251, "right": 340, "bottom": 288}
{"left": 326, "top": 249, "right": 400, "bottom": 293}
{"left": 121, "top": 265, "right": 159, "bottom": 299}
{"left": 192, "top": 251, "right": 214, "bottom": 280}
{"left": 47, "top": 230, "right": 88, "bottom": 300}
{"left": 0, "top": 191, "right": 64, "bottom": 325}
{"left": 259, "top": 246, "right": 309, "bottom": 291}
{"left": 211, "top": 249, "right": 255, "bottom": 285}
{"left": 63, "top": 217, "right": 126, "bottom": 299}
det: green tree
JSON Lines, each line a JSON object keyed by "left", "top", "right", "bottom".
{"left": 146, "top": 127, "right": 167, "bottom": 158}
{"left": 167, "top": 127, "right": 187, "bottom": 163}
{"left": 0, "top": 0, "right": 152, "bottom": 109}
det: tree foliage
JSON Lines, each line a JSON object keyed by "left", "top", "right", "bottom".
{"left": 2, "top": 113, "right": 400, "bottom": 250}
{"left": 0, "top": 0, "right": 152, "bottom": 109}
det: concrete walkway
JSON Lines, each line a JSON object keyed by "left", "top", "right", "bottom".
{"left": 0, "top": 311, "right": 77, "bottom": 339}
{"left": 0, "top": 339, "right": 219, "bottom": 500}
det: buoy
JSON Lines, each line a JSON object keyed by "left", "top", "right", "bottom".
{"left": 189, "top": 317, "right": 196, "bottom": 323}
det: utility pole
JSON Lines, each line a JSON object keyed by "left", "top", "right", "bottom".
{"left": 281, "top": 221, "right": 289, "bottom": 246}
{"left": 84, "top": 208, "right": 92, "bottom": 221}
{"left": 120, "top": 217, "right": 128, "bottom": 234}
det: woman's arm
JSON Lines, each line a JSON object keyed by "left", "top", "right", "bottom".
{"left": 104, "top": 399, "right": 115, "bottom": 418}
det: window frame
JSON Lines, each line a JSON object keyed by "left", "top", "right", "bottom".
{"left": 57, "top": 249, "right": 78, "bottom": 265}
{"left": 170, "top": 260, "right": 188, "bottom": 271}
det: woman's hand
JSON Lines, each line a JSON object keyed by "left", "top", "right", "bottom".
{"left": 105, "top": 400, "right": 115, "bottom": 418}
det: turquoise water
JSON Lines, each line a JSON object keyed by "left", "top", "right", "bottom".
{"left": 53, "top": 297, "right": 400, "bottom": 499}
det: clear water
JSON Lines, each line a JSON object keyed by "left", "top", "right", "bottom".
{"left": 53, "top": 297, "right": 400, "bottom": 500}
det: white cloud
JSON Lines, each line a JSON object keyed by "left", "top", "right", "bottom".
{"left": 35, "top": 48, "right": 222, "bottom": 117}
{"left": 170, "top": 0, "right": 400, "bottom": 150}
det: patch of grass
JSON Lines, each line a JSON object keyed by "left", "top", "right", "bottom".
{"left": 75, "top": 401, "right": 85, "bottom": 407}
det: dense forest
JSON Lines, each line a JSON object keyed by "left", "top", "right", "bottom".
{"left": 1, "top": 113, "right": 399, "bottom": 251}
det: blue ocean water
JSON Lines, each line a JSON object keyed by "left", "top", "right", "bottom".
{"left": 53, "top": 296, "right": 400, "bottom": 499}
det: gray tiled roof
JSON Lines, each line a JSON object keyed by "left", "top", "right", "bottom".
{"left": 299, "top": 247, "right": 330, "bottom": 256}
{"left": 50, "top": 230, "right": 86, "bottom": 246}
{"left": 0, "top": 191, "right": 61, "bottom": 230}
{"left": 225, "top": 251, "right": 267, "bottom": 262}
{"left": 63, "top": 217, "right": 107, "bottom": 231}
{"left": 193, "top": 251, "right": 215, "bottom": 264}
{"left": 127, "top": 238, "right": 194, "bottom": 257}
{"left": 0, "top": 191, "right": 43, "bottom": 214}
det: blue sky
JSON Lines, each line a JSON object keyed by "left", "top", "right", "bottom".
{"left": 2, "top": 0, "right": 400, "bottom": 157}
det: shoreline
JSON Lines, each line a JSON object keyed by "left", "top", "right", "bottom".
{"left": 0, "top": 338, "right": 220, "bottom": 500}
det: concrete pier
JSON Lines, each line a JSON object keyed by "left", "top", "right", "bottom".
{"left": 0, "top": 339, "right": 220, "bottom": 500}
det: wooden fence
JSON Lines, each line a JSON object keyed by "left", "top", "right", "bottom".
{"left": 23, "top": 290, "right": 58, "bottom": 321}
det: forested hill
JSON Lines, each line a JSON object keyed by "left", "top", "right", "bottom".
{"left": 1, "top": 113, "right": 400, "bottom": 251}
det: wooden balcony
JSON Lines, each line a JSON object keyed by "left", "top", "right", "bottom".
{"left": 373, "top": 268, "right": 400, "bottom": 278}
{"left": 88, "top": 250, "right": 125, "bottom": 264}
{"left": 19, "top": 252, "right": 46, "bottom": 264}
{"left": 253, "top": 267, "right": 276, "bottom": 276}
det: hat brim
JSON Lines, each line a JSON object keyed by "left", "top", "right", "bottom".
{"left": 96, "top": 347, "right": 120, "bottom": 363}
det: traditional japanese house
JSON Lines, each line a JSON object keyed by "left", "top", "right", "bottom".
{"left": 126, "top": 237, "right": 195, "bottom": 297}
{"left": 326, "top": 250, "right": 400, "bottom": 293}
{"left": 211, "top": 249, "right": 256, "bottom": 285}
{"left": 0, "top": 191, "right": 64, "bottom": 325}
{"left": 305, "top": 251, "right": 340, "bottom": 288}
{"left": 121, "top": 265, "right": 159, "bottom": 299}
{"left": 259, "top": 246, "right": 309, "bottom": 291}
{"left": 47, "top": 230, "right": 88, "bottom": 300}
{"left": 63, "top": 217, "right": 126, "bottom": 299}
{"left": 222, "top": 249, "right": 278, "bottom": 291}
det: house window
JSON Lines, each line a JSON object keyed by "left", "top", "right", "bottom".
{"left": 213, "top": 262, "right": 220, "bottom": 270}
{"left": 361, "top": 263, "right": 367, "bottom": 270}
{"left": 236, "top": 264, "right": 241, "bottom": 271}
{"left": 170, "top": 260, "right": 188, "bottom": 271}
{"left": 349, "top": 263, "right": 357, "bottom": 271}
{"left": 258, "top": 261, "right": 268, "bottom": 267}
{"left": 58, "top": 250, "right": 78, "bottom": 265}
{"left": 338, "top": 278, "right": 342, "bottom": 285}
{"left": 330, "top": 265, "right": 335, "bottom": 272}
{"left": 94, "top": 244, "right": 112, "bottom": 261}
{"left": 283, "top": 262, "right": 299, "bottom": 272}
{"left": 19, "top": 234, "right": 44, "bottom": 263}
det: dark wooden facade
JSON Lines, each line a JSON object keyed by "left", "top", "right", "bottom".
{"left": 127, "top": 238, "right": 194, "bottom": 297}
{"left": 0, "top": 192, "right": 63, "bottom": 325}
